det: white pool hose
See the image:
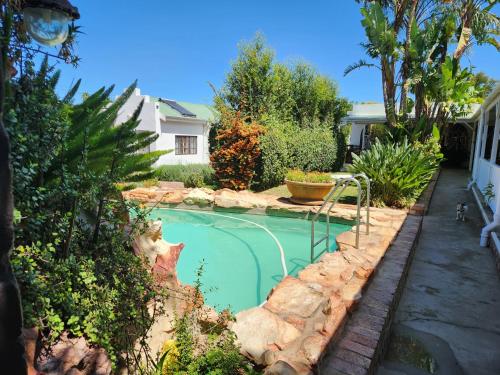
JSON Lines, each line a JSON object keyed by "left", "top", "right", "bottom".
{"left": 163, "top": 208, "right": 288, "bottom": 279}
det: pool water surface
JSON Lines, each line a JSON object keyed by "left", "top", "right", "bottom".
{"left": 150, "top": 208, "right": 351, "bottom": 313}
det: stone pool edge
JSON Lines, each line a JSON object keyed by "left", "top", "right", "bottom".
{"left": 122, "top": 186, "right": 411, "bottom": 374}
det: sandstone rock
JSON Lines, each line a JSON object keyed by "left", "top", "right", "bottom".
{"left": 265, "top": 360, "right": 299, "bottom": 375}
{"left": 298, "top": 264, "right": 345, "bottom": 292}
{"left": 320, "top": 296, "right": 347, "bottom": 337}
{"left": 23, "top": 327, "right": 38, "bottom": 375}
{"left": 341, "top": 277, "right": 365, "bottom": 311}
{"left": 214, "top": 189, "right": 269, "bottom": 209}
{"left": 265, "top": 277, "right": 326, "bottom": 320}
{"left": 183, "top": 188, "right": 214, "bottom": 206}
{"left": 232, "top": 307, "right": 301, "bottom": 365}
{"left": 159, "top": 190, "right": 186, "bottom": 204}
{"left": 158, "top": 181, "right": 185, "bottom": 189}
{"left": 132, "top": 220, "right": 184, "bottom": 286}
{"left": 301, "top": 334, "right": 329, "bottom": 364}
{"left": 37, "top": 333, "right": 111, "bottom": 375}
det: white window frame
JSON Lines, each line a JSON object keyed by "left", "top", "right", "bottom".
{"left": 175, "top": 135, "right": 198, "bottom": 155}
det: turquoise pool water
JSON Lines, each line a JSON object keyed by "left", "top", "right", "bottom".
{"left": 150, "top": 208, "right": 351, "bottom": 313}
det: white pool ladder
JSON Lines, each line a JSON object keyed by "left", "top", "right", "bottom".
{"left": 310, "top": 173, "right": 370, "bottom": 263}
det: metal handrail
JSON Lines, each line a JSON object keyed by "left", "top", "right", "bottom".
{"left": 310, "top": 173, "right": 371, "bottom": 263}
{"left": 352, "top": 173, "right": 370, "bottom": 235}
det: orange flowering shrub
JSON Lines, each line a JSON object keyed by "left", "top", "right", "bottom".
{"left": 210, "top": 112, "right": 265, "bottom": 190}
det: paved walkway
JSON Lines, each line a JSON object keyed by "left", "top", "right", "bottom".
{"left": 379, "top": 169, "right": 500, "bottom": 375}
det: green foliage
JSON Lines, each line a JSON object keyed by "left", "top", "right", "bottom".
{"left": 221, "top": 33, "right": 275, "bottom": 120}
{"left": 352, "top": 0, "right": 498, "bottom": 136}
{"left": 254, "top": 118, "right": 293, "bottom": 190}
{"left": 348, "top": 138, "right": 442, "bottom": 208}
{"left": 211, "top": 35, "right": 350, "bottom": 190}
{"left": 483, "top": 182, "right": 495, "bottom": 204}
{"left": 6, "top": 59, "right": 165, "bottom": 370}
{"left": 154, "top": 164, "right": 217, "bottom": 188}
{"left": 216, "top": 35, "right": 350, "bottom": 127}
{"left": 333, "top": 124, "right": 351, "bottom": 172}
{"left": 289, "top": 126, "right": 338, "bottom": 172}
{"left": 153, "top": 266, "right": 258, "bottom": 375}
{"left": 11, "top": 231, "right": 161, "bottom": 364}
{"left": 254, "top": 119, "right": 341, "bottom": 190}
{"left": 285, "top": 170, "right": 332, "bottom": 183}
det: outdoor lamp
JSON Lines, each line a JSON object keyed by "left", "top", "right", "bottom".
{"left": 22, "top": 0, "right": 80, "bottom": 46}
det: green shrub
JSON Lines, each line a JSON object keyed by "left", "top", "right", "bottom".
{"left": 11, "top": 226, "right": 163, "bottom": 365}
{"left": 255, "top": 119, "right": 293, "bottom": 190}
{"left": 347, "top": 138, "right": 441, "bottom": 208}
{"left": 334, "top": 124, "right": 350, "bottom": 171}
{"left": 286, "top": 169, "right": 332, "bottom": 183}
{"left": 254, "top": 119, "right": 341, "bottom": 190}
{"left": 289, "top": 126, "right": 338, "bottom": 172}
{"left": 154, "top": 164, "right": 216, "bottom": 188}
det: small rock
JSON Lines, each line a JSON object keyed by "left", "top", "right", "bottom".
{"left": 232, "top": 307, "right": 301, "bottom": 365}
{"left": 301, "top": 334, "right": 328, "bottom": 364}
{"left": 158, "top": 181, "right": 185, "bottom": 189}
{"left": 265, "top": 360, "right": 299, "bottom": 375}
{"left": 214, "top": 189, "right": 269, "bottom": 209}
{"left": 183, "top": 188, "right": 214, "bottom": 206}
{"left": 265, "top": 277, "right": 326, "bottom": 319}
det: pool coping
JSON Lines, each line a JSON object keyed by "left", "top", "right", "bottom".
{"left": 317, "top": 171, "right": 439, "bottom": 375}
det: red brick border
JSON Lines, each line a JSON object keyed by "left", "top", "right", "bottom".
{"left": 409, "top": 169, "right": 440, "bottom": 216}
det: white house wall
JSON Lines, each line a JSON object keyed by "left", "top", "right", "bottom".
{"left": 472, "top": 91, "right": 500, "bottom": 213}
{"left": 350, "top": 124, "right": 366, "bottom": 146}
{"left": 155, "top": 119, "right": 209, "bottom": 165}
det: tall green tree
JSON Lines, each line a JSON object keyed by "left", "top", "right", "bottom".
{"left": 215, "top": 34, "right": 350, "bottom": 128}
{"left": 348, "top": 0, "right": 499, "bottom": 133}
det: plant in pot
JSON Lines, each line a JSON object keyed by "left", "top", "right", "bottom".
{"left": 285, "top": 170, "right": 334, "bottom": 205}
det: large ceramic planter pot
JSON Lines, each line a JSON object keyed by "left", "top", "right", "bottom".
{"left": 285, "top": 179, "right": 335, "bottom": 205}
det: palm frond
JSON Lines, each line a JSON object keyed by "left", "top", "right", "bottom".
{"left": 344, "top": 59, "right": 381, "bottom": 76}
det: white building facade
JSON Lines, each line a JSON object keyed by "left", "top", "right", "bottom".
{"left": 116, "top": 88, "right": 216, "bottom": 166}
{"left": 470, "top": 84, "right": 500, "bottom": 213}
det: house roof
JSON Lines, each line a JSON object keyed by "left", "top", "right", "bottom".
{"left": 471, "top": 82, "right": 500, "bottom": 119}
{"left": 343, "top": 102, "right": 481, "bottom": 124}
{"left": 151, "top": 96, "right": 216, "bottom": 122}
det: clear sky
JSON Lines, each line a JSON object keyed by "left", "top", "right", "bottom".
{"left": 54, "top": 0, "right": 499, "bottom": 105}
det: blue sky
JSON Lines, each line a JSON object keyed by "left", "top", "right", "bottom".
{"left": 54, "top": 0, "right": 499, "bottom": 105}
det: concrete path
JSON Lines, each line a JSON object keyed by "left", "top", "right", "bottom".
{"left": 378, "top": 169, "right": 500, "bottom": 375}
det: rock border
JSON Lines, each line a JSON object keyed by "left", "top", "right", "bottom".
{"left": 317, "top": 171, "right": 441, "bottom": 375}
{"left": 122, "top": 185, "right": 411, "bottom": 374}
{"left": 318, "top": 215, "right": 423, "bottom": 375}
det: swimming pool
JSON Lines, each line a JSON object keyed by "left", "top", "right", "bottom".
{"left": 150, "top": 208, "right": 351, "bottom": 313}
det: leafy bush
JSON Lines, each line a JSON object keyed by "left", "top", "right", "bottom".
{"left": 6, "top": 60, "right": 165, "bottom": 371}
{"left": 11, "top": 227, "right": 162, "bottom": 365}
{"left": 210, "top": 111, "right": 265, "bottom": 190}
{"left": 333, "top": 124, "right": 350, "bottom": 171}
{"left": 289, "top": 126, "right": 338, "bottom": 172}
{"left": 153, "top": 266, "right": 258, "bottom": 375}
{"left": 254, "top": 119, "right": 341, "bottom": 190}
{"left": 254, "top": 119, "right": 293, "bottom": 190}
{"left": 347, "top": 138, "right": 441, "bottom": 207}
{"left": 154, "top": 164, "right": 216, "bottom": 188}
{"left": 286, "top": 169, "right": 332, "bottom": 183}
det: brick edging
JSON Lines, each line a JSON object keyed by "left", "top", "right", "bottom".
{"left": 318, "top": 215, "right": 423, "bottom": 375}
{"left": 409, "top": 169, "right": 440, "bottom": 216}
